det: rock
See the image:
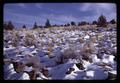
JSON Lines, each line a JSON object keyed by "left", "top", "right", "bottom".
{"left": 19, "top": 72, "right": 30, "bottom": 80}
{"left": 106, "top": 71, "right": 116, "bottom": 80}
{"left": 66, "top": 67, "right": 75, "bottom": 74}
{"left": 12, "top": 61, "right": 25, "bottom": 73}
{"left": 26, "top": 63, "right": 34, "bottom": 67}
{"left": 27, "top": 70, "right": 37, "bottom": 80}
{"left": 79, "top": 37, "right": 85, "bottom": 43}
{"left": 24, "top": 66, "right": 34, "bottom": 72}
{"left": 41, "top": 68, "right": 49, "bottom": 77}
{"left": 76, "top": 63, "right": 85, "bottom": 70}
{"left": 82, "top": 54, "right": 90, "bottom": 61}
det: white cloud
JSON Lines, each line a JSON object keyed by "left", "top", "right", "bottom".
{"left": 79, "top": 3, "right": 116, "bottom": 22}
{"left": 80, "top": 3, "right": 116, "bottom": 13}
{"left": 4, "top": 3, "right": 117, "bottom": 28}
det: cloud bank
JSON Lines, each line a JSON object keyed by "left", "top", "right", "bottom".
{"left": 4, "top": 3, "right": 116, "bottom": 28}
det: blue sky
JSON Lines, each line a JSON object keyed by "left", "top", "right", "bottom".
{"left": 4, "top": 3, "right": 116, "bottom": 28}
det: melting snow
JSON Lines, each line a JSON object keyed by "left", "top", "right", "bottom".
{"left": 3, "top": 26, "right": 117, "bottom": 80}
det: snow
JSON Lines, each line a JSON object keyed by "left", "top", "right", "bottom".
{"left": 109, "top": 70, "right": 116, "bottom": 75}
{"left": 72, "top": 64, "right": 81, "bottom": 71}
{"left": 91, "top": 54, "right": 100, "bottom": 63}
{"left": 86, "top": 70, "right": 94, "bottom": 77}
{"left": 101, "top": 54, "right": 115, "bottom": 64}
{"left": 91, "top": 68, "right": 108, "bottom": 80}
{"left": 4, "top": 64, "right": 16, "bottom": 80}
{"left": 83, "top": 60, "right": 91, "bottom": 68}
{"left": 24, "top": 66, "right": 33, "bottom": 72}
{"left": 19, "top": 72, "right": 30, "bottom": 80}
{"left": 84, "top": 35, "right": 90, "bottom": 39}
{"left": 8, "top": 72, "right": 30, "bottom": 80}
{"left": 3, "top": 26, "right": 117, "bottom": 80}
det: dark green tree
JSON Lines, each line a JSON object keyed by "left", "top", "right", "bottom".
{"left": 110, "top": 19, "right": 116, "bottom": 24}
{"left": 97, "top": 15, "right": 107, "bottom": 27}
{"left": 5, "top": 21, "right": 15, "bottom": 30}
{"left": 92, "top": 21, "right": 97, "bottom": 25}
{"left": 78, "top": 21, "right": 87, "bottom": 26}
{"left": 45, "top": 19, "right": 51, "bottom": 28}
{"left": 66, "top": 23, "right": 70, "bottom": 26}
{"left": 22, "top": 24, "right": 26, "bottom": 28}
{"left": 71, "top": 21, "right": 76, "bottom": 26}
{"left": 33, "top": 22, "right": 38, "bottom": 29}
{"left": 78, "top": 22, "right": 81, "bottom": 26}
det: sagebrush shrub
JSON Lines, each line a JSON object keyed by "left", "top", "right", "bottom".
{"left": 63, "top": 48, "right": 77, "bottom": 59}
{"left": 11, "top": 32, "right": 20, "bottom": 47}
{"left": 24, "top": 33, "right": 37, "bottom": 47}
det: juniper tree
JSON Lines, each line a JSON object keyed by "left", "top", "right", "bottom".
{"left": 97, "top": 15, "right": 107, "bottom": 27}
{"left": 92, "top": 21, "right": 97, "bottom": 25}
{"left": 71, "top": 21, "right": 76, "bottom": 26}
{"left": 4, "top": 21, "right": 15, "bottom": 30}
{"left": 110, "top": 19, "right": 116, "bottom": 24}
{"left": 33, "top": 22, "right": 38, "bottom": 29}
{"left": 22, "top": 24, "right": 26, "bottom": 29}
{"left": 45, "top": 19, "right": 51, "bottom": 28}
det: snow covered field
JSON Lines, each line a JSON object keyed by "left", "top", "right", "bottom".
{"left": 3, "top": 25, "right": 117, "bottom": 80}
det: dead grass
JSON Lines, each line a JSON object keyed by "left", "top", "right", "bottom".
{"left": 24, "top": 33, "right": 37, "bottom": 47}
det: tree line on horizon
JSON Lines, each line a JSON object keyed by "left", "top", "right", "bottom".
{"left": 4, "top": 15, "right": 116, "bottom": 30}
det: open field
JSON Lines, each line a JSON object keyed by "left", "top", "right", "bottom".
{"left": 3, "top": 24, "right": 117, "bottom": 80}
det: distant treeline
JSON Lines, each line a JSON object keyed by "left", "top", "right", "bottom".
{"left": 4, "top": 15, "right": 116, "bottom": 30}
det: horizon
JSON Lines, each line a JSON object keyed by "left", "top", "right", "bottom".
{"left": 4, "top": 3, "right": 116, "bottom": 29}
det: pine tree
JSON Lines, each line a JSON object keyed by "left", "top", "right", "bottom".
{"left": 5, "top": 21, "right": 15, "bottom": 30}
{"left": 78, "top": 22, "right": 81, "bottom": 26}
{"left": 110, "top": 19, "right": 116, "bottom": 24}
{"left": 92, "top": 21, "right": 97, "bottom": 25}
{"left": 33, "top": 22, "right": 38, "bottom": 29}
{"left": 22, "top": 24, "right": 26, "bottom": 29}
{"left": 66, "top": 23, "right": 70, "bottom": 26}
{"left": 97, "top": 15, "right": 107, "bottom": 27}
{"left": 79, "top": 21, "right": 87, "bottom": 25}
{"left": 71, "top": 21, "right": 76, "bottom": 26}
{"left": 45, "top": 19, "right": 51, "bottom": 28}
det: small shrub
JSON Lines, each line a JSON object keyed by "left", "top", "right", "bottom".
{"left": 63, "top": 48, "right": 77, "bottom": 59}
{"left": 11, "top": 32, "right": 20, "bottom": 47}
{"left": 24, "top": 33, "right": 37, "bottom": 47}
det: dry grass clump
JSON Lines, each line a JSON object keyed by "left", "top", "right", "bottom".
{"left": 80, "top": 42, "right": 95, "bottom": 62}
{"left": 11, "top": 32, "right": 20, "bottom": 47}
{"left": 91, "top": 36, "right": 97, "bottom": 43}
{"left": 63, "top": 48, "right": 77, "bottom": 59}
{"left": 25, "top": 55, "right": 43, "bottom": 71}
{"left": 79, "top": 37, "right": 85, "bottom": 43}
{"left": 47, "top": 43, "right": 54, "bottom": 58}
{"left": 24, "top": 33, "right": 37, "bottom": 47}
{"left": 12, "top": 61, "right": 25, "bottom": 73}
